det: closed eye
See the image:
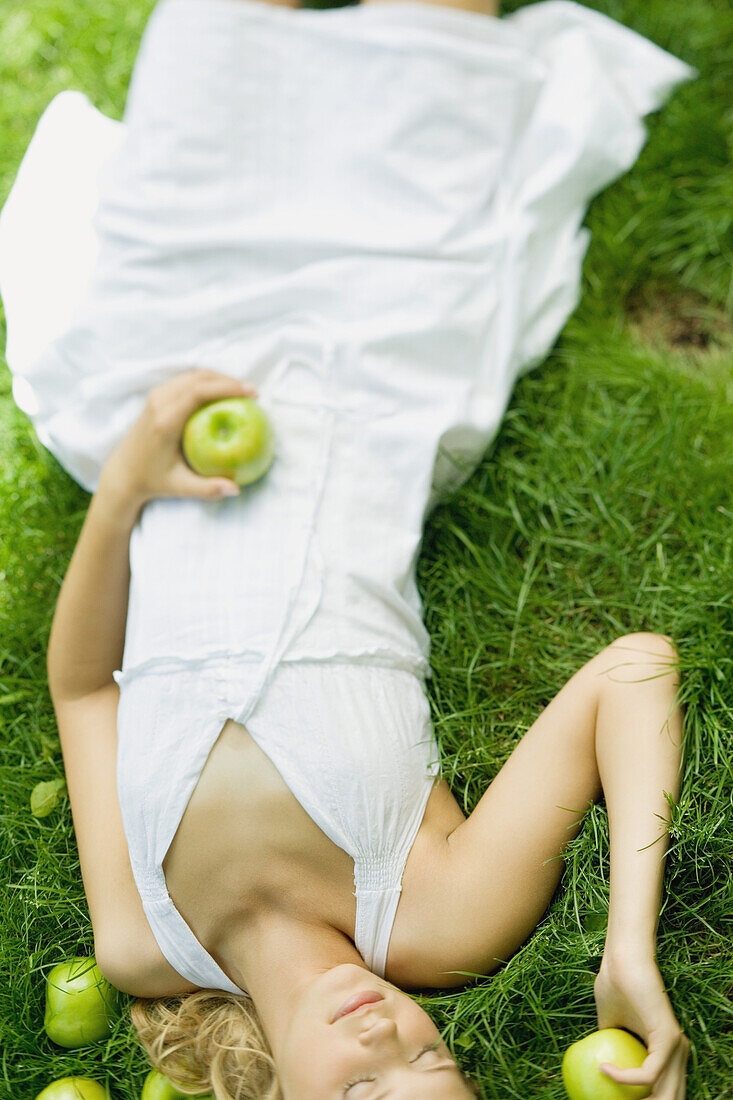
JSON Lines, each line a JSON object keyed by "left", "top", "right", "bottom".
{"left": 343, "top": 1041, "right": 446, "bottom": 1096}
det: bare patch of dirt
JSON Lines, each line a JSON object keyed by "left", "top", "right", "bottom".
{"left": 624, "top": 285, "right": 732, "bottom": 359}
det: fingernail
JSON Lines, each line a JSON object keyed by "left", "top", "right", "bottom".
{"left": 220, "top": 485, "right": 239, "bottom": 496}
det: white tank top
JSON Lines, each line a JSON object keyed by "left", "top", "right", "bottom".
{"left": 0, "top": 0, "right": 695, "bottom": 995}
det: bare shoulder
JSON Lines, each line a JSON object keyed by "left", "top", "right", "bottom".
{"left": 384, "top": 778, "right": 469, "bottom": 990}
{"left": 384, "top": 641, "right": 638, "bottom": 991}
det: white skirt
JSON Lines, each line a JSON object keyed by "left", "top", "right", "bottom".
{"left": 0, "top": 0, "right": 696, "bottom": 500}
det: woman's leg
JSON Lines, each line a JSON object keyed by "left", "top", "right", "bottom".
{"left": 361, "top": 0, "right": 500, "bottom": 17}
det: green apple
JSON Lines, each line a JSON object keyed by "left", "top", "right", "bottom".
{"left": 141, "top": 1069, "right": 213, "bottom": 1100}
{"left": 35, "top": 1077, "right": 108, "bottom": 1099}
{"left": 44, "top": 956, "right": 118, "bottom": 1047}
{"left": 182, "top": 397, "right": 275, "bottom": 487}
{"left": 562, "top": 1028, "right": 651, "bottom": 1100}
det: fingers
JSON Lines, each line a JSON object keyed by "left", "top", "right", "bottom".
{"left": 168, "top": 465, "right": 240, "bottom": 500}
{"left": 164, "top": 366, "right": 258, "bottom": 399}
{"left": 675, "top": 1052, "right": 687, "bottom": 1100}
{"left": 148, "top": 368, "right": 258, "bottom": 431}
{"left": 600, "top": 1049, "right": 667, "bottom": 1087}
{"left": 600, "top": 1032, "right": 689, "bottom": 1096}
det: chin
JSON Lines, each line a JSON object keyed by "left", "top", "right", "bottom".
{"left": 336, "top": 962, "right": 371, "bottom": 977}
{"left": 329, "top": 962, "right": 386, "bottom": 992}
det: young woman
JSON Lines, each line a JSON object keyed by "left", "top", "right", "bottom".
{"left": 0, "top": 0, "right": 696, "bottom": 1097}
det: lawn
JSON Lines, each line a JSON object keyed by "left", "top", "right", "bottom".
{"left": 1, "top": 1, "right": 731, "bottom": 1098}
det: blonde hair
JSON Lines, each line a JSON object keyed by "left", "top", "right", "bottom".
{"left": 130, "top": 989, "right": 282, "bottom": 1100}
{"left": 130, "top": 990, "right": 483, "bottom": 1099}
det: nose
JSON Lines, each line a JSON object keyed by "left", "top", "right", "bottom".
{"left": 359, "top": 1017, "right": 398, "bottom": 1045}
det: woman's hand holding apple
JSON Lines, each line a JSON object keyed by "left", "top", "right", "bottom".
{"left": 562, "top": 1029, "right": 651, "bottom": 1100}
{"left": 99, "top": 369, "right": 259, "bottom": 507}
{"left": 592, "top": 951, "right": 690, "bottom": 1097}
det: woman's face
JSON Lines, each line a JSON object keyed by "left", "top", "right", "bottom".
{"left": 277, "top": 962, "right": 474, "bottom": 1099}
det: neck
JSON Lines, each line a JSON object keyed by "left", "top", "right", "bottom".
{"left": 227, "top": 905, "right": 373, "bottom": 1062}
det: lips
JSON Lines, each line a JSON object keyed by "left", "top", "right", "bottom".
{"left": 331, "top": 990, "right": 385, "bottom": 1024}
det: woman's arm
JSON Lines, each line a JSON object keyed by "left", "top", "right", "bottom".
{"left": 592, "top": 636, "right": 690, "bottom": 1091}
{"left": 386, "top": 634, "right": 689, "bottom": 1094}
{"left": 596, "top": 637, "right": 683, "bottom": 959}
{"left": 46, "top": 368, "right": 256, "bottom": 700}
{"left": 46, "top": 478, "right": 145, "bottom": 700}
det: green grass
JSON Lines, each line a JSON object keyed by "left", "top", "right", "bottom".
{"left": 1, "top": 0, "right": 732, "bottom": 1097}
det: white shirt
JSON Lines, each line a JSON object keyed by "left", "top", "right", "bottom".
{"left": 0, "top": 0, "right": 695, "bottom": 994}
